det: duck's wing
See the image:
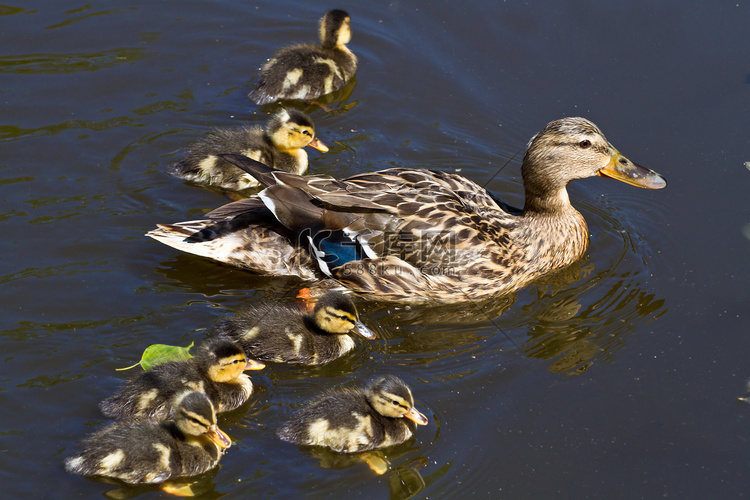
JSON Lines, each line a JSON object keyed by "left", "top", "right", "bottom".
{"left": 204, "top": 197, "right": 266, "bottom": 220}
{"left": 221, "top": 155, "right": 517, "bottom": 277}
{"left": 219, "top": 153, "right": 343, "bottom": 193}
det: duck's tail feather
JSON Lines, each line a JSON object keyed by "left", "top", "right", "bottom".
{"left": 146, "top": 220, "right": 318, "bottom": 279}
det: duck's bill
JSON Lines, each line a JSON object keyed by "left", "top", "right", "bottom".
{"left": 307, "top": 137, "right": 329, "bottom": 152}
{"left": 405, "top": 407, "right": 428, "bottom": 426}
{"left": 207, "top": 425, "right": 232, "bottom": 449}
{"left": 352, "top": 321, "right": 376, "bottom": 340}
{"left": 244, "top": 359, "right": 266, "bottom": 371}
{"left": 598, "top": 150, "right": 666, "bottom": 189}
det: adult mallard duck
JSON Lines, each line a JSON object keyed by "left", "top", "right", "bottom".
{"left": 99, "top": 339, "right": 265, "bottom": 420}
{"left": 65, "top": 391, "right": 232, "bottom": 485}
{"left": 248, "top": 10, "right": 357, "bottom": 105}
{"left": 147, "top": 117, "right": 666, "bottom": 302}
{"left": 277, "top": 375, "right": 428, "bottom": 453}
{"left": 213, "top": 291, "right": 375, "bottom": 365}
{"left": 169, "top": 108, "right": 328, "bottom": 191}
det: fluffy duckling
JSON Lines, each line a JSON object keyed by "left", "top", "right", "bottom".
{"left": 100, "top": 339, "right": 264, "bottom": 420}
{"left": 248, "top": 10, "right": 357, "bottom": 105}
{"left": 169, "top": 108, "right": 328, "bottom": 191}
{"left": 65, "top": 391, "right": 232, "bottom": 485}
{"left": 214, "top": 291, "right": 375, "bottom": 366}
{"left": 277, "top": 375, "right": 428, "bottom": 453}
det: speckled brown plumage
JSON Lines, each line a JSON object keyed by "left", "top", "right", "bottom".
{"left": 147, "top": 117, "right": 666, "bottom": 302}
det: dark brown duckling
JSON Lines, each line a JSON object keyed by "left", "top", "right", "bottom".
{"left": 99, "top": 338, "right": 264, "bottom": 420}
{"left": 169, "top": 108, "right": 327, "bottom": 191}
{"left": 65, "top": 391, "right": 232, "bottom": 485}
{"left": 277, "top": 375, "right": 428, "bottom": 453}
{"left": 248, "top": 10, "right": 357, "bottom": 105}
{"left": 213, "top": 291, "right": 375, "bottom": 366}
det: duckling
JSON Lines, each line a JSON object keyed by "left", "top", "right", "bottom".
{"left": 248, "top": 10, "right": 357, "bottom": 105}
{"left": 100, "top": 338, "right": 264, "bottom": 420}
{"left": 277, "top": 375, "right": 428, "bottom": 453}
{"left": 66, "top": 391, "right": 231, "bottom": 485}
{"left": 214, "top": 291, "right": 375, "bottom": 365}
{"left": 169, "top": 108, "right": 328, "bottom": 191}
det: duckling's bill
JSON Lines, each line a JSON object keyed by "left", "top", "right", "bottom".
{"left": 244, "top": 359, "right": 266, "bottom": 371}
{"left": 598, "top": 149, "right": 666, "bottom": 189}
{"left": 405, "top": 407, "right": 428, "bottom": 426}
{"left": 207, "top": 425, "right": 232, "bottom": 449}
{"left": 352, "top": 321, "right": 376, "bottom": 340}
{"left": 307, "top": 137, "right": 329, "bottom": 152}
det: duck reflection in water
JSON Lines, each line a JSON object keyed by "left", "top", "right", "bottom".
{"left": 522, "top": 274, "right": 666, "bottom": 374}
{"left": 365, "top": 259, "right": 665, "bottom": 376}
{"left": 294, "top": 449, "right": 428, "bottom": 500}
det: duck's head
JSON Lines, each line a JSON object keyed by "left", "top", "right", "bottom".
{"left": 320, "top": 9, "right": 351, "bottom": 49}
{"left": 267, "top": 108, "right": 328, "bottom": 153}
{"left": 198, "top": 339, "right": 265, "bottom": 384}
{"left": 312, "top": 291, "right": 376, "bottom": 339}
{"left": 172, "top": 391, "right": 232, "bottom": 449}
{"left": 522, "top": 117, "right": 666, "bottom": 210}
{"left": 366, "top": 375, "right": 428, "bottom": 425}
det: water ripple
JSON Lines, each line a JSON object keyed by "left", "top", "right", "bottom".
{"left": 0, "top": 117, "right": 141, "bottom": 143}
{"left": 45, "top": 6, "right": 139, "bottom": 31}
{"left": 0, "top": 48, "right": 152, "bottom": 74}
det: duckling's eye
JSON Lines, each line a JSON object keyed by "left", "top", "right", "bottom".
{"left": 578, "top": 140, "right": 591, "bottom": 149}
{"left": 392, "top": 400, "right": 399, "bottom": 406}
{"left": 302, "top": 130, "right": 312, "bottom": 137}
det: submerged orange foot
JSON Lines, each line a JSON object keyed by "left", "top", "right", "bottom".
{"left": 161, "top": 481, "right": 196, "bottom": 497}
{"left": 360, "top": 451, "right": 389, "bottom": 475}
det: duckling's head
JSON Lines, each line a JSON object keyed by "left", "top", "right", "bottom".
{"left": 267, "top": 108, "right": 328, "bottom": 153}
{"left": 197, "top": 339, "right": 265, "bottom": 384}
{"left": 320, "top": 10, "right": 351, "bottom": 49}
{"left": 312, "top": 292, "right": 376, "bottom": 339}
{"left": 171, "top": 391, "right": 232, "bottom": 449}
{"left": 522, "top": 117, "right": 666, "bottom": 210}
{"left": 366, "top": 375, "right": 428, "bottom": 425}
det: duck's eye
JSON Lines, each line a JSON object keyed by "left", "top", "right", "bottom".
{"left": 392, "top": 400, "right": 399, "bottom": 406}
{"left": 579, "top": 140, "right": 591, "bottom": 149}
{"left": 302, "top": 130, "right": 312, "bottom": 137}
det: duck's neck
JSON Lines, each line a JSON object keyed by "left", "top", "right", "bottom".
{"left": 335, "top": 43, "right": 353, "bottom": 55}
{"left": 522, "top": 185, "right": 573, "bottom": 215}
{"left": 303, "top": 314, "right": 327, "bottom": 335}
{"left": 518, "top": 186, "right": 589, "bottom": 271}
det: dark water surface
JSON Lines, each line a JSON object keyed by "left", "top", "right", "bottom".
{"left": 2, "top": 1, "right": 749, "bottom": 498}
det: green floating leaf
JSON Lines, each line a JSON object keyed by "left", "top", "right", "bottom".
{"left": 116, "top": 342, "right": 194, "bottom": 371}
